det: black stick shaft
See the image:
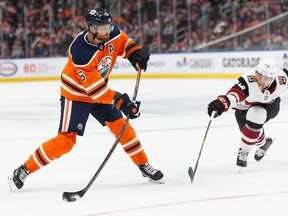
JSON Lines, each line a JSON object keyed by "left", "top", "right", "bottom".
{"left": 81, "top": 67, "right": 142, "bottom": 194}
{"left": 188, "top": 110, "right": 216, "bottom": 183}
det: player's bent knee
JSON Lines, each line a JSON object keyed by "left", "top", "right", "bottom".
{"left": 43, "top": 132, "right": 77, "bottom": 159}
{"left": 106, "top": 118, "right": 136, "bottom": 143}
{"left": 246, "top": 106, "right": 267, "bottom": 124}
{"left": 107, "top": 118, "right": 135, "bottom": 135}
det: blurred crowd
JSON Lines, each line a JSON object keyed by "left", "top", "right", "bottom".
{"left": 1, "top": 0, "right": 288, "bottom": 59}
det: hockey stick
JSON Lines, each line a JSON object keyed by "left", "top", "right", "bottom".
{"left": 188, "top": 110, "right": 217, "bottom": 183}
{"left": 62, "top": 67, "right": 142, "bottom": 202}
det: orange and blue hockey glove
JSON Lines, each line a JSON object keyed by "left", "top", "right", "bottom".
{"left": 126, "top": 43, "right": 150, "bottom": 71}
{"left": 114, "top": 93, "right": 141, "bottom": 119}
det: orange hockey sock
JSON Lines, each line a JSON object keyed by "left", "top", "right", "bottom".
{"left": 106, "top": 118, "right": 148, "bottom": 165}
{"left": 25, "top": 132, "right": 77, "bottom": 173}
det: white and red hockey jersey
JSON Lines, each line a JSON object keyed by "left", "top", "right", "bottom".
{"left": 226, "top": 68, "right": 288, "bottom": 110}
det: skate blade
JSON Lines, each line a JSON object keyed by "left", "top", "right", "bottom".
{"left": 145, "top": 177, "right": 165, "bottom": 184}
{"left": 148, "top": 179, "right": 165, "bottom": 184}
{"left": 8, "top": 175, "right": 18, "bottom": 192}
{"left": 237, "top": 166, "right": 245, "bottom": 173}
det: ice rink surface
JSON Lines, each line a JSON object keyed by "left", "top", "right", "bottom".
{"left": 1, "top": 78, "right": 288, "bottom": 216}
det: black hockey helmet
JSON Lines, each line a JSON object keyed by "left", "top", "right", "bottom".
{"left": 85, "top": 8, "right": 112, "bottom": 28}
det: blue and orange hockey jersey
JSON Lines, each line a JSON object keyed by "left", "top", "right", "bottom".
{"left": 61, "top": 27, "right": 135, "bottom": 104}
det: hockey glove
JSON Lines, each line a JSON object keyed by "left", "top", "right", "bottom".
{"left": 207, "top": 95, "right": 230, "bottom": 118}
{"left": 126, "top": 43, "right": 150, "bottom": 71}
{"left": 114, "top": 93, "right": 141, "bottom": 119}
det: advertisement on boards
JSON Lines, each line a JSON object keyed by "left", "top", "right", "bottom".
{"left": 1, "top": 51, "right": 288, "bottom": 81}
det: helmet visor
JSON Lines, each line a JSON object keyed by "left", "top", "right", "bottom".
{"left": 95, "top": 24, "right": 114, "bottom": 33}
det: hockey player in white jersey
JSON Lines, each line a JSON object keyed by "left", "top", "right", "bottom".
{"left": 207, "top": 58, "right": 288, "bottom": 169}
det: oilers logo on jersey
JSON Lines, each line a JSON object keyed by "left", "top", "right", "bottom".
{"left": 98, "top": 56, "right": 112, "bottom": 78}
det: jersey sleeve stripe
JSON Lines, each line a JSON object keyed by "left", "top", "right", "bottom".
{"left": 61, "top": 76, "right": 85, "bottom": 93}
{"left": 91, "top": 86, "right": 109, "bottom": 100}
{"left": 61, "top": 84, "right": 89, "bottom": 97}
{"left": 87, "top": 83, "right": 106, "bottom": 96}
{"left": 86, "top": 78, "right": 105, "bottom": 91}
{"left": 62, "top": 74, "right": 85, "bottom": 90}
{"left": 122, "top": 38, "right": 132, "bottom": 58}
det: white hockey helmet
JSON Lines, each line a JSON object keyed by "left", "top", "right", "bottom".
{"left": 255, "top": 58, "right": 279, "bottom": 78}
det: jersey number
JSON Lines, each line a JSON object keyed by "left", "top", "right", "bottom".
{"left": 77, "top": 70, "right": 86, "bottom": 82}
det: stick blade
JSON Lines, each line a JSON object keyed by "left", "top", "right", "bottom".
{"left": 62, "top": 190, "right": 84, "bottom": 202}
{"left": 188, "top": 167, "right": 195, "bottom": 183}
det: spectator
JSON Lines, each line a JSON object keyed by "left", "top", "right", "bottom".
{"left": 1, "top": 0, "right": 288, "bottom": 58}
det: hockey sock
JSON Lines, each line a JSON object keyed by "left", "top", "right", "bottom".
{"left": 240, "top": 123, "right": 265, "bottom": 152}
{"left": 106, "top": 118, "right": 148, "bottom": 165}
{"left": 25, "top": 132, "right": 76, "bottom": 173}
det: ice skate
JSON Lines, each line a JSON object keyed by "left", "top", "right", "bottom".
{"left": 139, "top": 163, "right": 164, "bottom": 184}
{"left": 254, "top": 137, "right": 273, "bottom": 161}
{"left": 236, "top": 148, "right": 249, "bottom": 171}
{"left": 8, "top": 164, "right": 29, "bottom": 191}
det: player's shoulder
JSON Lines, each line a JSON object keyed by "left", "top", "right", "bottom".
{"left": 69, "top": 30, "right": 99, "bottom": 66}
{"left": 275, "top": 68, "right": 288, "bottom": 86}
{"left": 110, "top": 26, "right": 121, "bottom": 39}
{"left": 239, "top": 69, "right": 255, "bottom": 83}
{"left": 276, "top": 67, "right": 288, "bottom": 77}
